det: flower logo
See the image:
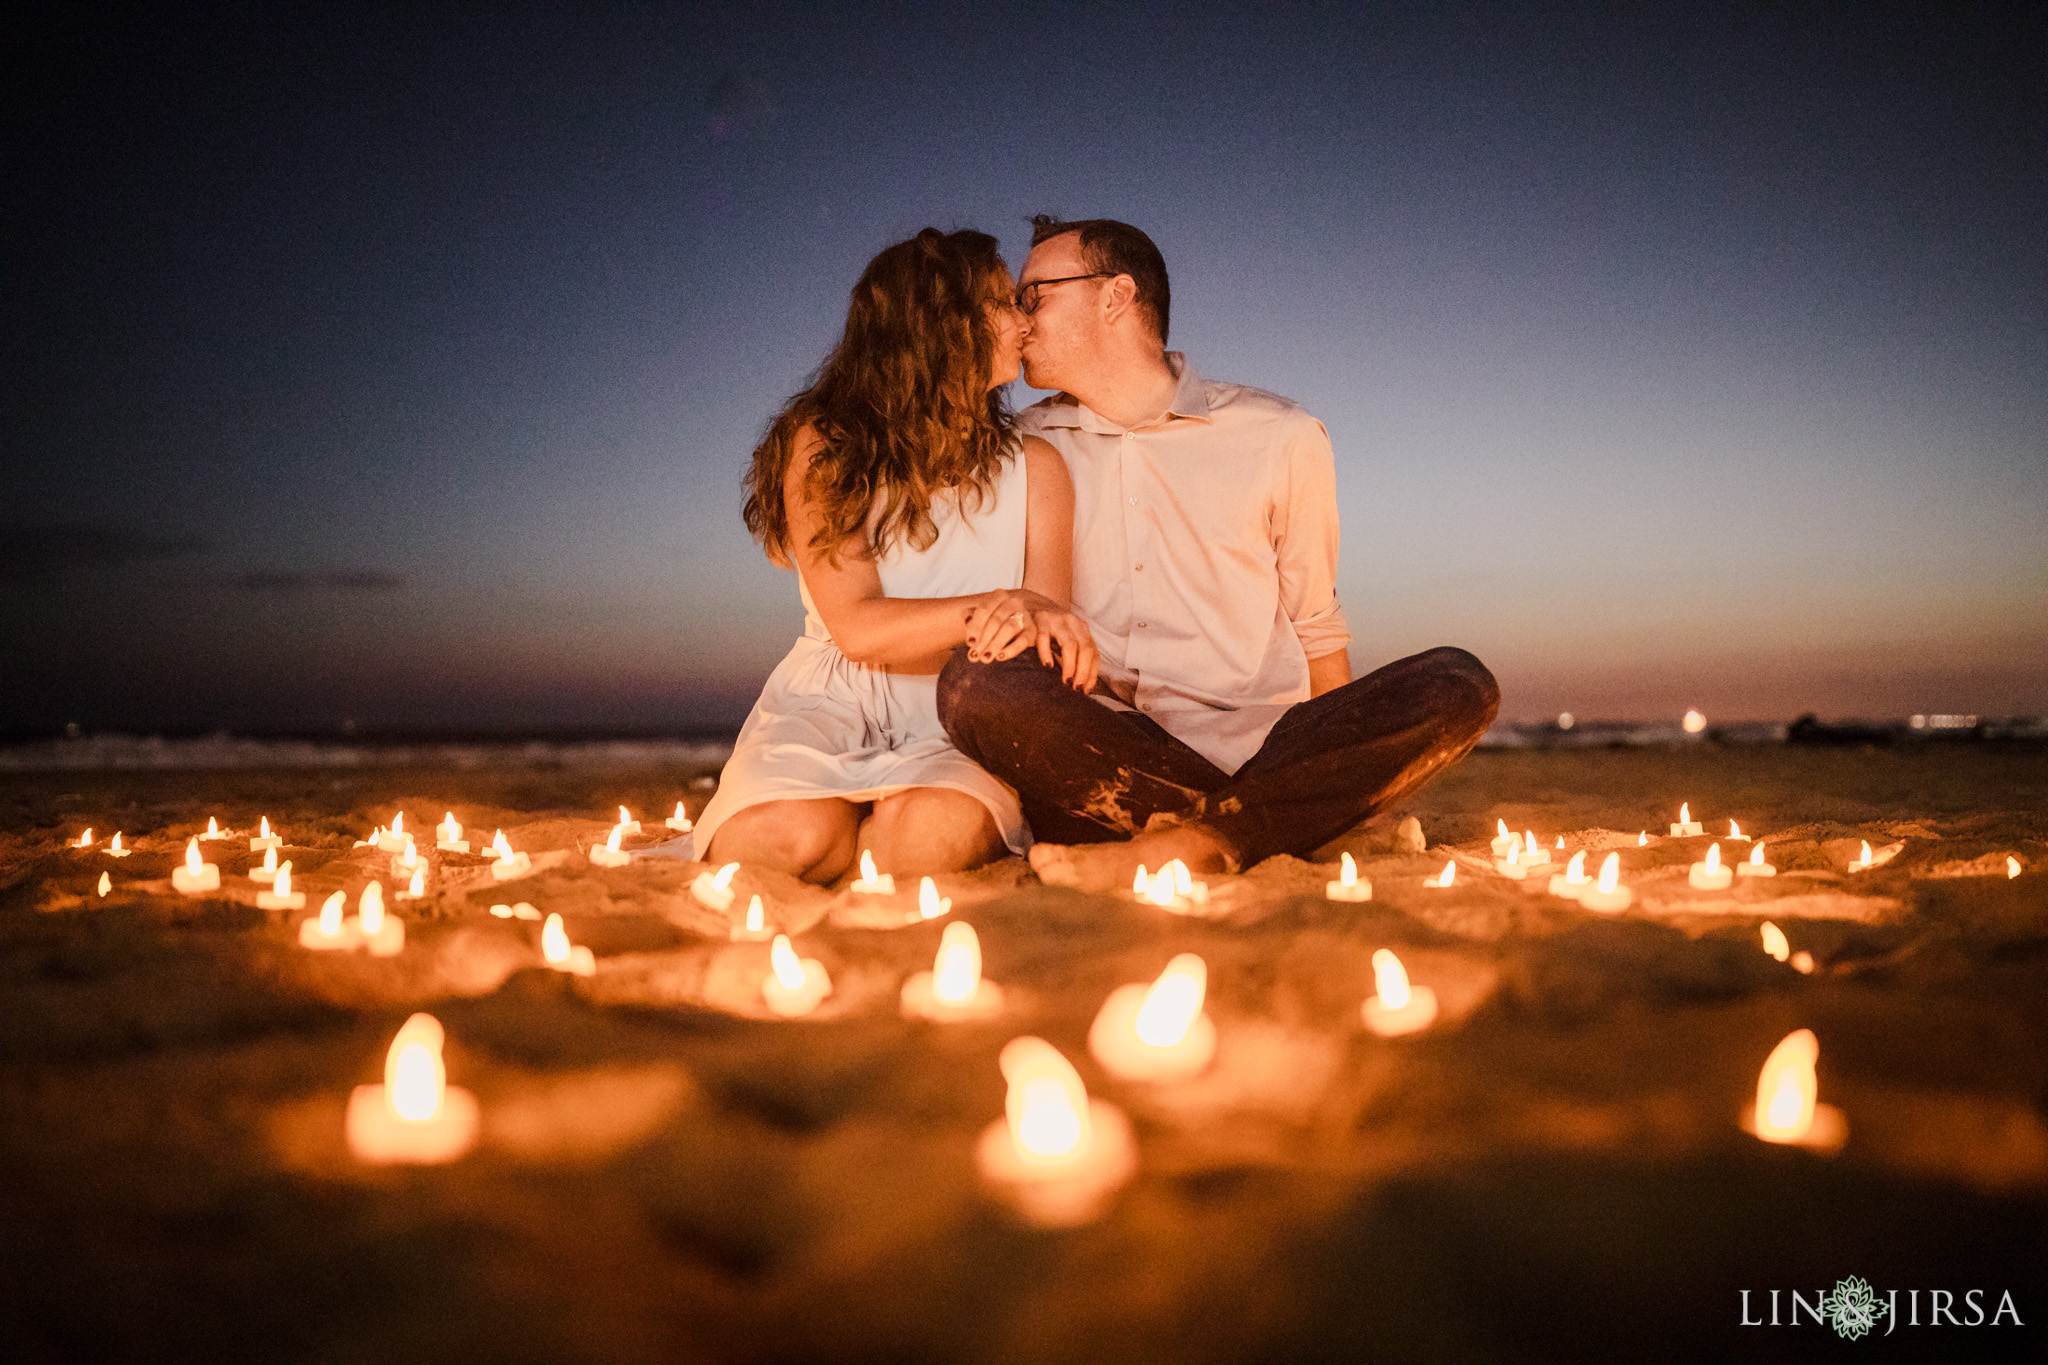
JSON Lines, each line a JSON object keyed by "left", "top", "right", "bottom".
{"left": 1820, "top": 1275, "right": 1888, "bottom": 1341}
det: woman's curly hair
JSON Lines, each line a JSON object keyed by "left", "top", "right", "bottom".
{"left": 743, "top": 228, "right": 1016, "bottom": 566}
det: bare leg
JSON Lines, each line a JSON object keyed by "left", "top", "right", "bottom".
{"left": 704, "top": 798, "right": 863, "bottom": 885}
{"left": 853, "top": 787, "right": 1005, "bottom": 881}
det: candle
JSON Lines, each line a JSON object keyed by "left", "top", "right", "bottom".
{"left": 1493, "top": 843, "right": 1531, "bottom": 880}
{"left": 665, "top": 801, "right": 693, "bottom": 832}
{"left": 374, "top": 813, "right": 408, "bottom": 853}
{"left": 1088, "top": 953, "right": 1217, "bottom": 1081}
{"left": 761, "top": 934, "right": 831, "bottom": 1017}
{"left": 1737, "top": 842, "right": 1777, "bottom": 878}
{"left": 345, "top": 1013, "right": 479, "bottom": 1165}
{"left": 2010, "top": 856, "right": 2024, "bottom": 879}
{"left": 201, "top": 816, "right": 226, "bottom": 841}
{"left": 615, "top": 806, "right": 641, "bottom": 836}
{"left": 1488, "top": 819, "right": 1517, "bottom": 858}
{"left": 1637, "top": 831, "right": 1648, "bottom": 847}
{"left": 1133, "top": 860, "right": 1209, "bottom": 911}
{"left": 1326, "top": 851, "right": 1373, "bottom": 900}
{"left": 171, "top": 837, "right": 221, "bottom": 895}
{"left": 1669, "top": 803, "right": 1704, "bottom": 837}
{"left": 1427, "top": 860, "right": 1457, "bottom": 889}
{"left": 975, "top": 1037, "right": 1135, "bottom": 1227}
{"left": 540, "top": 913, "right": 596, "bottom": 976}
{"left": 1726, "top": 820, "right": 1751, "bottom": 841}
{"left": 588, "top": 823, "right": 632, "bottom": 867}
{"left": 435, "top": 811, "right": 468, "bottom": 853}
{"left": 1760, "top": 921, "right": 1790, "bottom": 961}
{"left": 1547, "top": 850, "right": 1590, "bottom": 899}
{"left": 105, "top": 832, "right": 131, "bottom": 858}
{"left": 97, "top": 872, "right": 111, "bottom": 897}
{"left": 1743, "top": 1028, "right": 1846, "bottom": 1153}
{"left": 249, "top": 816, "right": 282, "bottom": 852}
{"left": 395, "top": 867, "right": 427, "bottom": 901}
{"left": 1519, "top": 831, "right": 1550, "bottom": 866}
{"left": 354, "top": 882, "right": 406, "bottom": 956}
{"left": 299, "top": 892, "right": 360, "bottom": 949}
{"left": 488, "top": 901, "right": 543, "bottom": 921}
{"left": 691, "top": 861, "right": 739, "bottom": 911}
{"left": 1575, "top": 852, "right": 1633, "bottom": 912}
{"left": 849, "top": 850, "right": 896, "bottom": 895}
{"left": 918, "top": 876, "right": 952, "bottom": 920}
{"left": 1791, "top": 951, "right": 1815, "bottom": 975}
{"left": 250, "top": 845, "right": 280, "bottom": 883}
{"left": 1847, "top": 840, "right": 1874, "bottom": 872}
{"left": 256, "top": 861, "right": 307, "bottom": 910}
{"left": 487, "top": 830, "right": 532, "bottom": 881}
{"left": 71, "top": 827, "right": 95, "bottom": 850}
{"left": 355, "top": 826, "right": 384, "bottom": 849}
{"left": 1688, "top": 843, "right": 1733, "bottom": 890}
{"left": 1361, "top": 948, "right": 1439, "bottom": 1036}
{"left": 901, "top": 922, "right": 1005, "bottom": 1021}
{"left": 730, "top": 893, "right": 773, "bottom": 941}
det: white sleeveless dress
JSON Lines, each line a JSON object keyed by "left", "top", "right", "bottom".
{"left": 692, "top": 447, "right": 1032, "bottom": 858}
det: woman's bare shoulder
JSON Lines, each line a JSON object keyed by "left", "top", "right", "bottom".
{"left": 1019, "top": 433, "right": 1069, "bottom": 482}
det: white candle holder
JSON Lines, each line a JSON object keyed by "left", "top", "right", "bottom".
{"left": 761, "top": 935, "right": 831, "bottom": 1017}
{"left": 171, "top": 839, "right": 221, "bottom": 896}
{"left": 1361, "top": 949, "right": 1438, "bottom": 1036}
{"left": 976, "top": 1038, "right": 1135, "bottom": 1227}
{"left": 1325, "top": 852, "right": 1372, "bottom": 901}
{"left": 1087, "top": 955, "right": 1216, "bottom": 1081}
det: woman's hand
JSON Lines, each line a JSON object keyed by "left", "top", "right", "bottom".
{"left": 962, "top": 590, "right": 1100, "bottom": 692}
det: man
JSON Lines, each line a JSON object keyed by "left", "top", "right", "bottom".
{"left": 938, "top": 215, "right": 1498, "bottom": 889}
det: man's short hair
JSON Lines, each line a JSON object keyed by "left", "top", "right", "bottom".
{"left": 1028, "top": 215, "right": 1170, "bottom": 343}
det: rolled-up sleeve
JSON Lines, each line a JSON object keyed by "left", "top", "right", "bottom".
{"left": 1273, "top": 413, "right": 1352, "bottom": 659}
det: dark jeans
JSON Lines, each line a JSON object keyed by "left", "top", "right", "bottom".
{"left": 935, "top": 646, "right": 1500, "bottom": 868}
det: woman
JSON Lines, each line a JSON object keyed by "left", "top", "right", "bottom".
{"left": 693, "top": 228, "right": 1098, "bottom": 884}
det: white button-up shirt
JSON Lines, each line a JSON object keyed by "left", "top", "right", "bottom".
{"left": 1019, "top": 354, "right": 1351, "bottom": 774}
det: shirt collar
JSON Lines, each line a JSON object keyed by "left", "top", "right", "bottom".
{"left": 1034, "top": 352, "right": 1211, "bottom": 432}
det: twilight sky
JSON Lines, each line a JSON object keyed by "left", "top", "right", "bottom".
{"left": 5, "top": 2, "right": 2043, "bottom": 735}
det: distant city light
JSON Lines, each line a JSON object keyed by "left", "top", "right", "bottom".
{"left": 1682, "top": 709, "right": 1707, "bottom": 734}
{"left": 1557, "top": 712, "right": 1575, "bottom": 730}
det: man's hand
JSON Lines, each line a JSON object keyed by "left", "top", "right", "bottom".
{"left": 963, "top": 590, "right": 1100, "bottom": 692}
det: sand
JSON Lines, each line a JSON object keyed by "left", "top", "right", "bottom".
{"left": 1, "top": 745, "right": 2044, "bottom": 1360}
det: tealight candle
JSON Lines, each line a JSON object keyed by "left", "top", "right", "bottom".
{"left": 1361, "top": 948, "right": 1438, "bottom": 1036}
{"left": 901, "top": 921, "right": 1005, "bottom": 1021}
{"left": 354, "top": 826, "right": 385, "bottom": 849}
{"left": 374, "top": 813, "right": 408, "bottom": 853}
{"left": 1847, "top": 840, "right": 1874, "bottom": 872}
{"left": 1760, "top": 921, "right": 1790, "bottom": 962}
{"left": 588, "top": 824, "right": 632, "bottom": 867}
{"left": 1637, "top": 831, "right": 1648, "bottom": 847}
{"left": 395, "top": 867, "right": 427, "bottom": 901}
{"left": 761, "top": 934, "right": 831, "bottom": 1017}
{"left": 1669, "top": 803, "right": 1704, "bottom": 838}
{"left": 1088, "top": 953, "right": 1217, "bottom": 1081}
{"left": 105, "top": 832, "right": 131, "bottom": 858}
{"left": 1688, "top": 842, "right": 1734, "bottom": 890}
{"left": 1426, "top": 859, "right": 1457, "bottom": 889}
{"left": 849, "top": 850, "right": 896, "bottom": 896}
{"left": 299, "top": 891, "right": 361, "bottom": 949}
{"left": 1547, "top": 850, "right": 1590, "bottom": 899}
{"left": 690, "top": 861, "right": 739, "bottom": 911}
{"left": 1737, "top": 842, "right": 1776, "bottom": 878}
{"left": 1727, "top": 820, "right": 1751, "bottom": 842}
{"left": 487, "top": 830, "right": 532, "bottom": 881}
{"left": 1742, "top": 1028, "right": 1846, "bottom": 1153}
{"left": 435, "top": 812, "right": 468, "bottom": 853}
{"left": 353, "top": 882, "right": 405, "bottom": 956}
{"left": 730, "top": 893, "right": 773, "bottom": 941}
{"left": 614, "top": 806, "right": 641, "bottom": 836}
{"left": 1327, "top": 851, "right": 1373, "bottom": 900}
{"left": 171, "top": 837, "right": 221, "bottom": 895}
{"left": 256, "top": 861, "right": 307, "bottom": 910}
{"left": 1493, "top": 843, "right": 1531, "bottom": 880}
{"left": 540, "top": 913, "right": 596, "bottom": 976}
{"left": 1575, "top": 852, "right": 1633, "bottom": 912}
{"left": 1488, "top": 819, "right": 1517, "bottom": 858}
{"left": 1520, "top": 831, "right": 1551, "bottom": 866}
{"left": 345, "top": 1013, "right": 479, "bottom": 1165}
{"left": 918, "top": 876, "right": 952, "bottom": 919}
{"left": 1133, "top": 860, "right": 1209, "bottom": 911}
{"left": 250, "top": 845, "right": 280, "bottom": 883}
{"left": 97, "top": 872, "right": 111, "bottom": 897}
{"left": 250, "top": 817, "right": 282, "bottom": 852}
{"left": 389, "top": 836, "right": 428, "bottom": 880}
{"left": 665, "top": 801, "right": 693, "bottom": 832}
{"left": 72, "top": 827, "right": 95, "bottom": 850}
{"left": 2010, "top": 856, "right": 2024, "bottom": 879}
{"left": 200, "top": 816, "right": 227, "bottom": 841}
{"left": 975, "top": 1037, "right": 1135, "bottom": 1227}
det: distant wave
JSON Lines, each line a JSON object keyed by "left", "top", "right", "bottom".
{"left": 0, "top": 734, "right": 735, "bottom": 771}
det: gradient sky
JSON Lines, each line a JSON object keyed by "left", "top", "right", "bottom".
{"left": 5, "top": 2, "right": 2044, "bottom": 735}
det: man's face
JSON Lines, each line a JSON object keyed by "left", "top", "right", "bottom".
{"left": 1016, "top": 234, "right": 1104, "bottom": 392}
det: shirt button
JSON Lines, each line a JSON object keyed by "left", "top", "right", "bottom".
{"left": 1128, "top": 496, "right": 1137, "bottom": 505}
{"left": 1136, "top": 621, "right": 1147, "bottom": 629}
{"left": 1133, "top": 563, "right": 1143, "bottom": 571}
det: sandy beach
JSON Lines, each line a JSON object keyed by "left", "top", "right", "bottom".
{"left": 2, "top": 743, "right": 2043, "bottom": 1360}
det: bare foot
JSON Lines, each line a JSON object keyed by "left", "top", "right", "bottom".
{"left": 1028, "top": 827, "right": 1231, "bottom": 893}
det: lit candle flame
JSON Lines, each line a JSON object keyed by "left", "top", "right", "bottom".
{"left": 919, "top": 876, "right": 950, "bottom": 919}
{"left": 98, "top": 872, "right": 111, "bottom": 897}
{"left": 542, "top": 913, "right": 570, "bottom": 964}
{"left": 76, "top": 827, "right": 94, "bottom": 848}
{"left": 1496, "top": 819, "right": 1509, "bottom": 840}
{"left": 2011, "top": 856, "right": 2023, "bottom": 879}
{"left": 400, "top": 836, "right": 418, "bottom": 866}
{"left": 1638, "top": 831, "right": 1648, "bottom": 846}
{"left": 672, "top": 801, "right": 690, "bottom": 827}
{"left": 1171, "top": 860, "right": 1192, "bottom": 897}
{"left": 109, "top": 832, "right": 125, "bottom": 853}
{"left": 619, "top": 806, "right": 632, "bottom": 826}
{"left": 360, "top": 882, "right": 385, "bottom": 936}
{"left": 490, "top": 830, "right": 512, "bottom": 860}
{"left": 1554, "top": 836, "right": 1564, "bottom": 850}
{"left": 931, "top": 922, "right": 982, "bottom": 1005}
{"left": 1133, "top": 954, "right": 1206, "bottom": 1047}
{"left": 1754, "top": 1028, "right": 1819, "bottom": 1143}
{"left": 439, "top": 812, "right": 459, "bottom": 840}
{"left": 385, "top": 1015, "right": 446, "bottom": 1124}
{"left": 1565, "top": 850, "right": 1587, "bottom": 884}
{"left": 319, "top": 891, "right": 344, "bottom": 936}
{"left": 1679, "top": 803, "right": 1690, "bottom": 825}
{"left": 770, "top": 934, "right": 807, "bottom": 990}
{"left": 1372, "top": 948, "right": 1412, "bottom": 1010}
{"left": 185, "top": 838, "right": 203, "bottom": 874}
{"left": 1144, "top": 867, "right": 1178, "bottom": 906}
{"left": 1704, "top": 843, "right": 1722, "bottom": 873}
{"left": 260, "top": 816, "right": 273, "bottom": 838}
{"left": 1853, "top": 840, "right": 1873, "bottom": 869}
{"left": 1597, "top": 852, "right": 1620, "bottom": 894}
{"left": 745, "top": 895, "right": 764, "bottom": 934}
{"left": 1760, "top": 921, "right": 1790, "bottom": 961}
{"left": 260, "top": 846, "right": 277, "bottom": 875}
{"left": 1751, "top": 843, "right": 1767, "bottom": 866}
{"left": 1524, "top": 831, "right": 1538, "bottom": 855}
{"left": 859, "top": 849, "right": 879, "bottom": 884}
{"left": 1001, "top": 1037, "right": 1089, "bottom": 1162}
{"left": 206, "top": 817, "right": 220, "bottom": 838}
{"left": 406, "top": 868, "right": 424, "bottom": 898}
{"left": 1436, "top": 860, "right": 1456, "bottom": 887}
{"left": 605, "top": 824, "right": 623, "bottom": 854}
{"left": 1730, "top": 820, "right": 1743, "bottom": 838}
{"left": 275, "top": 862, "right": 293, "bottom": 897}
{"left": 388, "top": 813, "right": 402, "bottom": 836}
{"left": 1133, "top": 864, "right": 1148, "bottom": 894}
{"left": 1340, "top": 852, "right": 1358, "bottom": 886}
{"left": 713, "top": 862, "right": 738, "bottom": 890}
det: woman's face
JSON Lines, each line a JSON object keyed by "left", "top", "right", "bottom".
{"left": 985, "top": 265, "right": 1025, "bottom": 390}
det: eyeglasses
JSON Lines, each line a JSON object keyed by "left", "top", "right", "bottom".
{"left": 1014, "top": 272, "right": 1116, "bottom": 315}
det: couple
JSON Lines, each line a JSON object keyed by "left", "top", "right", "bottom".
{"left": 691, "top": 217, "right": 1499, "bottom": 892}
